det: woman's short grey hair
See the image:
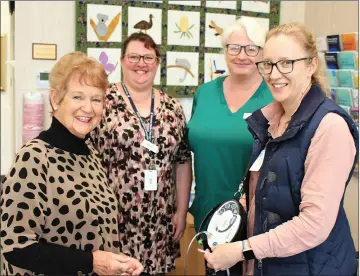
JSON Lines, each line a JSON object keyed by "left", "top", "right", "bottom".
{"left": 221, "top": 16, "right": 267, "bottom": 48}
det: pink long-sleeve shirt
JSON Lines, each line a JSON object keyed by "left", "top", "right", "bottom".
{"left": 242, "top": 103, "right": 356, "bottom": 275}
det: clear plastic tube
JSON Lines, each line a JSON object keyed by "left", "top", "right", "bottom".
{"left": 183, "top": 231, "right": 230, "bottom": 276}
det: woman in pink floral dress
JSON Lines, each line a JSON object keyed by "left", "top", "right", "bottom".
{"left": 90, "top": 33, "right": 192, "bottom": 275}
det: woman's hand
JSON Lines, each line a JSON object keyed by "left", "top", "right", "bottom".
{"left": 203, "top": 242, "right": 244, "bottom": 271}
{"left": 124, "top": 255, "right": 144, "bottom": 275}
{"left": 92, "top": 250, "right": 143, "bottom": 275}
{"left": 173, "top": 211, "right": 187, "bottom": 242}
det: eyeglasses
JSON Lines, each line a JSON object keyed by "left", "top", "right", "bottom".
{"left": 256, "top": 57, "right": 313, "bottom": 75}
{"left": 226, "top": 44, "right": 261, "bottom": 57}
{"left": 125, "top": 53, "right": 158, "bottom": 64}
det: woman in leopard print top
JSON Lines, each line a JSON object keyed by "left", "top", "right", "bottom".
{"left": 0, "top": 52, "right": 143, "bottom": 276}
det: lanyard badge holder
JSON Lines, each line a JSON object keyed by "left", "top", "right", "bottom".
{"left": 122, "top": 83, "right": 158, "bottom": 190}
{"left": 196, "top": 183, "right": 247, "bottom": 275}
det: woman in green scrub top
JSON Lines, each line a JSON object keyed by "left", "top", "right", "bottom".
{"left": 188, "top": 16, "right": 273, "bottom": 243}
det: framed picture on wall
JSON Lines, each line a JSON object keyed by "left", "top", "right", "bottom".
{"left": 167, "top": 10, "right": 201, "bottom": 46}
{"left": 127, "top": 7, "right": 162, "bottom": 45}
{"left": 205, "top": 13, "right": 236, "bottom": 48}
{"left": 86, "top": 4, "right": 122, "bottom": 42}
{"left": 87, "top": 48, "right": 122, "bottom": 83}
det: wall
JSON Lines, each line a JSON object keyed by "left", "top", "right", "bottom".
{"left": 280, "top": 1, "right": 306, "bottom": 24}
{"left": 1, "top": 1, "right": 10, "bottom": 36}
{"left": 1, "top": 1, "right": 14, "bottom": 175}
{"left": 14, "top": 1, "right": 75, "bottom": 154}
{"left": 305, "top": 1, "right": 358, "bottom": 37}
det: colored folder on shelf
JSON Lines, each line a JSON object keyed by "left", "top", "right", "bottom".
{"left": 326, "top": 70, "right": 339, "bottom": 87}
{"left": 327, "top": 35, "right": 342, "bottom": 52}
{"left": 335, "top": 88, "right": 353, "bottom": 108}
{"left": 338, "top": 52, "right": 357, "bottom": 69}
{"left": 325, "top": 52, "right": 339, "bottom": 69}
{"left": 341, "top": 33, "right": 358, "bottom": 51}
{"left": 353, "top": 71, "right": 359, "bottom": 89}
{"left": 338, "top": 70, "right": 355, "bottom": 88}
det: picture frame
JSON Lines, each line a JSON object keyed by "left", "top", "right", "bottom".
{"left": 32, "top": 43, "right": 57, "bottom": 60}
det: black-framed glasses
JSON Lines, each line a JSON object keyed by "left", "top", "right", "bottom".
{"left": 125, "top": 53, "right": 158, "bottom": 64}
{"left": 226, "top": 44, "right": 262, "bottom": 57}
{"left": 256, "top": 57, "right": 313, "bottom": 75}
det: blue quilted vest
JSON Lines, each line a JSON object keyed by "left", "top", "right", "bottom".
{"left": 245, "top": 85, "right": 358, "bottom": 275}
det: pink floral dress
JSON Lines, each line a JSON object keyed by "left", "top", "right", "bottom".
{"left": 90, "top": 84, "right": 191, "bottom": 274}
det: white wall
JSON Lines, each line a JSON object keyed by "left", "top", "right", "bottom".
{"left": 14, "top": 1, "right": 75, "bottom": 153}
{"left": 1, "top": 1, "right": 10, "bottom": 36}
{"left": 280, "top": 1, "right": 306, "bottom": 25}
{"left": 280, "top": 1, "right": 358, "bottom": 37}
{"left": 1, "top": 1, "right": 14, "bottom": 175}
{"left": 305, "top": 1, "right": 358, "bottom": 37}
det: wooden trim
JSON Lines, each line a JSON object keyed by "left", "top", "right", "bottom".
{"left": 1, "top": 35, "right": 7, "bottom": 91}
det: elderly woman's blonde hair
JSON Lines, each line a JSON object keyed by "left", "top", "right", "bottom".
{"left": 49, "top": 51, "right": 108, "bottom": 114}
{"left": 221, "top": 16, "right": 267, "bottom": 48}
{"left": 266, "top": 22, "right": 330, "bottom": 96}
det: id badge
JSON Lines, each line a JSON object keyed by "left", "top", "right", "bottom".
{"left": 249, "top": 150, "right": 265, "bottom": 171}
{"left": 144, "top": 170, "right": 157, "bottom": 191}
{"left": 141, "top": 139, "right": 159, "bottom": 153}
{"left": 243, "top": 113, "right": 252, "bottom": 119}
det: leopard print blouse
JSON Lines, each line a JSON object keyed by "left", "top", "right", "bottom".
{"left": 0, "top": 139, "right": 120, "bottom": 275}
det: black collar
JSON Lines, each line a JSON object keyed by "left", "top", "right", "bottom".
{"left": 271, "top": 84, "right": 327, "bottom": 143}
{"left": 36, "top": 117, "right": 90, "bottom": 155}
{"left": 289, "top": 84, "right": 326, "bottom": 127}
{"left": 248, "top": 84, "right": 327, "bottom": 143}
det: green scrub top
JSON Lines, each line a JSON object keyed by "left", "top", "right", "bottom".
{"left": 187, "top": 76, "right": 273, "bottom": 231}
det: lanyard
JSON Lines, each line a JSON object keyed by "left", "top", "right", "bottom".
{"left": 121, "top": 82, "right": 155, "bottom": 143}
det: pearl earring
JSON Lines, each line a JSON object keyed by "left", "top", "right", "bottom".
{"left": 54, "top": 106, "right": 58, "bottom": 111}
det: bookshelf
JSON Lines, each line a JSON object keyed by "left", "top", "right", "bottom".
{"left": 317, "top": 32, "right": 359, "bottom": 174}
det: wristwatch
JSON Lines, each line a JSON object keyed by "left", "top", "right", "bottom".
{"left": 242, "top": 240, "right": 256, "bottom": 260}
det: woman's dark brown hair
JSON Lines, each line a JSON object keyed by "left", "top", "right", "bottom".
{"left": 122, "top": 33, "right": 161, "bottom": 59}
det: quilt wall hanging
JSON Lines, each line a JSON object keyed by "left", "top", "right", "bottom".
{"left": 76, "top": 0, "right": 280, "bottom": 98}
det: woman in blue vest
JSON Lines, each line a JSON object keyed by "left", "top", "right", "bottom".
{"left": 203, "top": 22, "right": 358, "bottom": 275}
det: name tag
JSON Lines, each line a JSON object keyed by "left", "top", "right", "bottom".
{"left": 243, "top": 113, "right": 252, "bottom": 119}
{"left": 141, "top": 139, "right": 159, "bottom": 153}
{"left": 249, "top": 150, "right": 265, "bottom": 171}
{"left": 144, "top": 170, "right": 157, "bottom": 191}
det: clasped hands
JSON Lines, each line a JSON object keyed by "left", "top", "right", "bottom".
{"left": 93, "top": 250, "right": 144, "bottom": 275}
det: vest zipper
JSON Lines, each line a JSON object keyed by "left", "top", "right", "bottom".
{"left": 258, "top": 259, "right": 263, "bottom": 276}
{"left": 257, "top": 134, "right": 271, "bottom": 276}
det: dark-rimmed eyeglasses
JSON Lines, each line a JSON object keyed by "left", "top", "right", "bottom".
{"left": 125, "top": 53, "right": 158, "bottom": 64}
{"left": 226, "top": 44, "right": 262, "bottom": 57}
{"left": 256, "top": 57, "right": 313, "bottom": 75}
